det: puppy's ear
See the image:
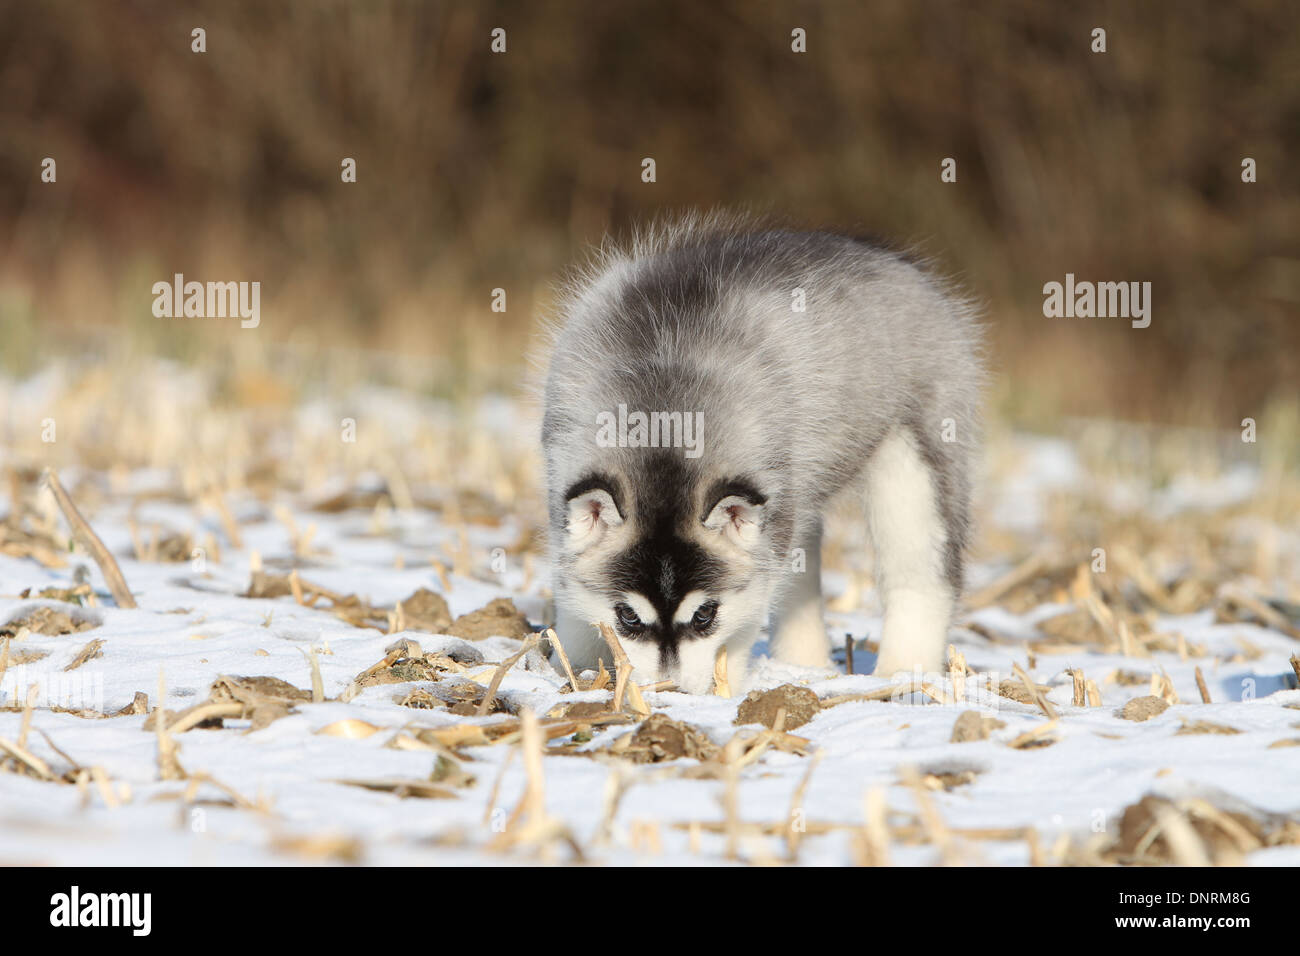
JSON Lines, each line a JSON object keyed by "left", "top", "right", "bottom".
{"left": 703, "top": 495, "right": 763, "bottom": 549}
{"left": 566, "top": 487, "right": 624, "bottom": 550}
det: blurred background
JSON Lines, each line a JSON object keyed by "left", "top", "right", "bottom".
{"left": 1, "top": 0, "right": 1297, "bottom": 432}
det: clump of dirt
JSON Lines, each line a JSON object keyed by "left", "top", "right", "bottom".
{"left": 112, "top": 692, "right": 150, "bottom": 717}
{"left": 398, "top": 588, "right": 453, "bottom": 633}
{"left": 1109, "top": 795, "right": 1267, "bottom": 864}
{"left": 995, "top": 678, "right": 1052, "bottom": 705}
{"left": 213, "top": 675, "right": 313, "bottom": 703}
{"left": 142, "top": 529, "right": 195, "bottom": 563}
{"left": 551, "top": 700, "right": 611, "bottom": 719}
{"left": 734, "top": 684, "right": 821, "bottom": 730}
{"left": 200, "top": 674, "right": 314, "bottom": 730}
{"left": 446, "top": 598, "right": 532, "bottom": 641}
{"left": 623, "top": 714, "right": 720, "bottom": 763}
{"left": 1112, "top": 669, "right": 1153, "bottom": 686}
{"left": 442, "top": 681, "right": 516, "bottom": 716}
{"left": 1118, "top": 696, "right": 1169, "bottom": 721}
{"left": 1, "top": 605, "right": 97, "bottom": 638}
{"left": 1036, "top": 608, "right": 1103, "bottom": 644}
{"left": 385, "top": 659, "right": 443, "bottom": 683}
{"left": 396, "top": 688, "right": 439, "bottom": 709}
{"left": 244, "top": 571, "right": 297, "bottom": 599}
{"left": 918, "top": 767, "right": 981, "bottom": 790}
{"left": 243, "top": 571, "right": 394, "bottom": 631}
{"left": 950, "top": 710, "right": 1007, "bottom": 742}
{"left": 429, "top": 754, "right": 476, "bottom": 789}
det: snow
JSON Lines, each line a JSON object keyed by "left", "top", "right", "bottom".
{"left": 1, "top": 396, "right": 1297, "bottom": 866}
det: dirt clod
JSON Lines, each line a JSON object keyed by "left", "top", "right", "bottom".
{"left": 1118, "top": 696, "right": 1169, "bottom": 721}
{"left": 1111, "top": 795, "right": 1266, "bottom": 864}
{"left": 950, "top": 710, "right": 1007, "bottom": 742}
{"left": 446, "top": 597, "right": 531, "bottom": 641}
{"left": 399, "top": 588, "right": 453, "bottom": 633}
{"left": 0, "top": 605, "right": 96, "bottom": 638}
{"left": 625, "top": 714, "right": 720, "bottom": 763}
{"left": 734, "top": 684, "right": 821, "bottom": 730}
{"left": 996, "top": 678, "right": 1052, "bottom": 705}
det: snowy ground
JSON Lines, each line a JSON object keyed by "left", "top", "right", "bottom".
{"left": 1, "top": 369, "right": 1298, "bottom": 866}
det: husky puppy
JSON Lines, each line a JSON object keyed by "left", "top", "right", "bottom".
{"left": 541, "top": 214, "right": 983, "bottom": 693}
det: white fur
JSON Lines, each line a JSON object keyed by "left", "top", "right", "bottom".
{"left": 865, "top": 430, "right": 953, "bottom": 675}
{"left": 768, "top": 524, "right": 830, "bottom": 667}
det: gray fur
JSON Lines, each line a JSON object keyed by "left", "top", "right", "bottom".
{"left": 540, "top": 212, "right": 984, "bottom": 691}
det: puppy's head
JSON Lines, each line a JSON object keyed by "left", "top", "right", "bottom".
{"left": 556, "top": 460, "right": 773, "bottom": 693}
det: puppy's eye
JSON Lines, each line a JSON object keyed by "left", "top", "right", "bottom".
{"left": 614, "top": 603, "right": 643, "bottom": 630}
{"left": 691, "top": 601, "right": 718, "bottom": 630}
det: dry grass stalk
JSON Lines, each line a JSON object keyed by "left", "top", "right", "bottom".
{"left": 89, "top": 765, "right": 120, "bottom": 808}
{"left": 948, "top": 644, "right": 966, "bottom": 701}
{"left": 1220, "top": 585, "right": 1300, "bottom": 641}
{"left": 713, "top": 645, "right": 732, "bottom": 698}
{"left": 593, "top": 761, "right": 632, "bottom": 846}
{"left": 1085, "top": 678, "right": 1102, "bottom": 707}
{"left": 0, "top": 735, "right": 55, "bottom": 781}
{"left": 182, "top": 770, "right": 264, "bottom": 812}
{"left": 1147, "top": 801, "right": 1212, "bottom": 866}
{"left": 474, "top": 631, "right": 540, "bottom": 717}
{"left": 165, "top": 701, "right": 244, "bottom": 735}
{"left": 966, "top": 553, "right": 1049, "bottom": 608}
{"left": 304, "top": 645, "right": 325, "bottom": 703}
{"left": 784, "top": 748, "right": 823, "bottom": 862}
{"left": 388, "top": 599, "right": 407, "bottom": 634}
{"left": 901, "top": 766, "right": 958, "bottom": 864}
{"left": 204, "top": 488, "right": 244, "bottom": 549}
{"left": 1008, "top": 719, "right": 1060, "bottom": 750}
{"left": 628, "top": 819, "right": 663, "bottom": 855}
{"left": 1026, "top": 827, "right": 1045, "bottom": 867}
{"left": 35, "top": 727, "right": 81, "bottom": 771}
{"left": 63, "top": 638, "right": 105, "bottom": 672}
{"left": 1113, "top": 546, "right": 1179, "bottom": 614}
{"left": 638, "top": 679, "right": 677, "bottom": 693}
{"left": 1290, "top": 655, "right": 1300, "bottom": 686}
{"left": 1152, "top": 670, "right": 1179, "bottom": 705}
{"left": 1069, "top": 668, "right": 1086, "bottom": 707}
{"left": 918, "top": 683, "right": 953, "bottom": 706}
{"left": 820, "top": 681, "right": 926, "bottom": 707}
{"left": 18, "top": 684, "right": 37, "bottom": 749}
{"left": 1195, "top": 666, "right": 1212, "bottom": 703}
{"left": 722, "top": 735, "right": 743, "bottom": 860}
{"left": 288, "top": 569, "right": 306, "bottom": 605}
{"left": 489, "top": 708, "right": 582, "bottom": 861}
{"left": 542, "top": 627, "right": 579, "bottom": 692}
{"left": 596, "top": 621, "right": 640, "bottom": 715}
{"left": 154, "top": 670, "right": 185, "bottom": 781}
{"left": 623, "top": 676, "right": 651, "bottom": 717}
{"left": 1012, "top": 662, "right": 1058, "bottom": 719}
{"left": 127, "top": 514, "right": 146, "bottom": 562}
{"left": 1182, "top": 798, "right": 1262, "bottom": 854}
{"left": 675, "top": 817, "right": 1031, "bottom": 843}
{"left": 483, "top": 746, "right": 518, "bottom": 825}
{"left": 857, "top": 787, "right": 891, "bottom": 866}
{"left": 43, "top": 468, "right": 136, "bottom": 608}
